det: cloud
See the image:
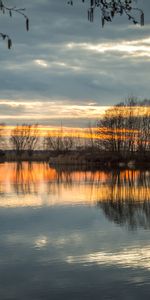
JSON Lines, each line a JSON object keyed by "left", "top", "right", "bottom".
{"left": 0, "top": 99, "right": 108, "bottom": 126}
{"left": 0, "top": 0, "right": 150, "bottom": 126}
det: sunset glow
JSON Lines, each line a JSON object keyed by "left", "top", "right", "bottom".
{"left": 0, "top": 1, "right": 150, "bottom": 298}
{"left": 0, "top": 104, "right": 149, "bottom": 141}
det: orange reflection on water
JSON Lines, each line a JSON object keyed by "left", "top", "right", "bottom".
{"left": 0, "top": 162, "right": 149, "bottom": 207}
{"left": 0, "top": 162, "right": 57, "bottom": 184}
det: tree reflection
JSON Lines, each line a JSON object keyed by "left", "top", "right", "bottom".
{"left": 12, "top": 162, "right": 39, "bottom": 195}
{"left": 0, "top": 163, "right": 149, "bottom": 218}
{"left": 97, "top": 170, "right": 150, "bottom": 230}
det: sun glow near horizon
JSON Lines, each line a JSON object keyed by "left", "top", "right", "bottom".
{"left": 0, "top": 104, "right": 149, "bottom": 140}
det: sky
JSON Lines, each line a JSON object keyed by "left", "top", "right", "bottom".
{"left": 0, "top": 0, "right": 150, "bottom": 128}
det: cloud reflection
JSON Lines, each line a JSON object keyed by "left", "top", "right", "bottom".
{"left": 66, "top": 246, "right": 150, "bottom": 270}
{"left": 34, "top": 236, "right": 48, "bottom": 249}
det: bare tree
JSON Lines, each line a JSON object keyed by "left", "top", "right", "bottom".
{"left": 97, "top": 98, "right": 150, "bottom": 154}
{"left": 44, "top": 125, "right": 74, "bottom": 153}
{"left": 84, "top": 122, "right": 95, "bottom": 150}
{"left": 10, "top": 124, "right": 39, "bottom": 157}
{"left": 97, "top": 106, "right": 125, "bottom": 152}
{"left": 0, "top": 123, "right": 5, "bottom": 152}
{"left": 137, "top": 108, "right": 150, "bottom": 153}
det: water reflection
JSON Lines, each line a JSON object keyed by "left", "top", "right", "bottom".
{"left": 0, "top": 163, "right": 150, "bottom": 299}
{"left": 66, "top": 246, "right": 150, "bottom": 270}
{"left": 0, "top": 162, "right": 149, "bottom": 229}
{"left": 98, "top": 198, "right": 150, "bottom": 230}
{"left": 97, "top": 170, "right": 150, "bottom": 229}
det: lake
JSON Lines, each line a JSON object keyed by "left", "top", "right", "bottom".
{"left": 0, "top": 162, "right": 150, "bottom": 300}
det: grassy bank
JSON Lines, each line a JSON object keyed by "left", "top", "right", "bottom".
{"left": 0, "top": 149, "right": 149, "bottom": 169}
{"left": 48, "top": 150, "right": 150, "bottom": 169}
{"left": 0, "top": 150, "right": 50, "bottom": 162}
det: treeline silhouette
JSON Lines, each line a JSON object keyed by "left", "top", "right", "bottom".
{"left": 97, "top": 98, "right": 150, "bottom": 154}
{"left": 0, "top": 98, "right": 149, "bottom": 163}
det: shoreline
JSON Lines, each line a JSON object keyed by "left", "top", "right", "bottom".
{"left": 0, "top": 150, "right": 150, "bottom": 170}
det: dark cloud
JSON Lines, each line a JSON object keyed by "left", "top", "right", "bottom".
{"left": 0, "top": 0, "right": 150, "bottom": 125}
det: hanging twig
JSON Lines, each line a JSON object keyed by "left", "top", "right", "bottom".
{"left": 68, "top": 0, "right": 144, "bottom": 27}
{"left": 0, "top": 0, "right": 29, "bottom": 49}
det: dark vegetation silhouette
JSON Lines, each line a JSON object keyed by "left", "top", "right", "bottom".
{"left": 97, "top": 98, "right": 150, "bottom": 154}
{"left": 68, "top": 0, "right": 144, "bottom": 27}
{"left": 44, "top": 125, "right": 75, "bottom": 154}
{"left": 0, "top": 123, "right": 5, "bottom": 160}
{"left": 0, "top": 98, "right": 149, "bottom": 164}
{"left": 10, "top": 124, "right": 39, "bottom": 159}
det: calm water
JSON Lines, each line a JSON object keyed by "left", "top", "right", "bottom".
{"left": 0, "top": 162, "right": 150, "bottom": 300}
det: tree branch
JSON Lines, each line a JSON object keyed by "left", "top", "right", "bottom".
{"left": 0, "top": 0, "right": 29, "bottom": 49}
{"left": 68, "top": 0, "right": 144, "bottom": 27}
